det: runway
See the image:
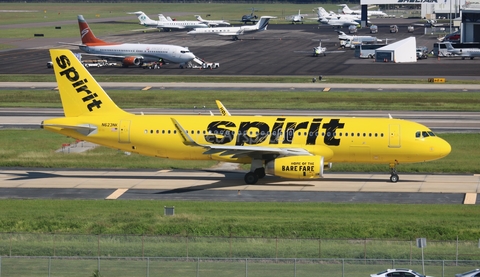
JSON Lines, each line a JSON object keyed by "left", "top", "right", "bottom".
{"left": 0, "top": 169, "right": 479, "bottom": 204}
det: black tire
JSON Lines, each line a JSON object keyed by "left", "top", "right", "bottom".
{"left": 244, "top": 172, "right": 259, "bottom": 184}
{"left": 390, "top": 174, "right": 399, "bottom": 183}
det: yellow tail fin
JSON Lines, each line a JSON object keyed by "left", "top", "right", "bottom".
{"left": 50, "top": 49, "right": 127, "bottom": 117}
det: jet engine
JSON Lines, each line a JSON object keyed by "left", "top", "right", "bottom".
{"left": 122, "top": 56, "right": 142, "bottom": 67}
{"left": 265, "top": 156, "right": 326, "bottom": 180}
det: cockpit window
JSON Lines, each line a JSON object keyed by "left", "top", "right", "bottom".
{"left": 416, "top": 131, "right": 437, "bottom": 138}
{"left": 180, "top": 50, "right": 190, "bottom": 53}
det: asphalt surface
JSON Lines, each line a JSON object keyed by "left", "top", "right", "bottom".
{"left": 1, "top": 18, "right": 479, "bottom": 77}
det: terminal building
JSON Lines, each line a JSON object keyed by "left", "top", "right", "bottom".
{"left": 361, "top": 0, "right": 480, "bottom": 43}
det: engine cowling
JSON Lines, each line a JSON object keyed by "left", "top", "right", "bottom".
{"left": 265, "top": 156, "right": 325, "bottom": 180}
{"left": 122, "top": 56, "right": 142, "bottom": 67}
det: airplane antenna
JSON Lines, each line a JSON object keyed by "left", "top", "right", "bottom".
{"left": 388, "top": 113, "right": 392, "bottom": 119}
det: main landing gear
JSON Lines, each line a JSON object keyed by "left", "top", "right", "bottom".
{"left": 244, "top": 160, "right": 265, "bottom": 184}
{"left": 389, "top": 162, "right": 399, "bottom": 183}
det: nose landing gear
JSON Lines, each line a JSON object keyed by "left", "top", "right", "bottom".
{"left": 389, "top": 162, "right": 399, "bottom": 183}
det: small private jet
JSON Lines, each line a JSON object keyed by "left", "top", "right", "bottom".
{"left": 129, "top": 11, "right": 208, "bottom": 31}
{"left": 188, "top": 16, "right": 276, "bottom": 41}
{"left": 445, "top": 42, "right": 480, "bottom": 59}
{"left": 295, "top": 41, "right": 345, "bottom": 57}
{"left": 285, "top": 10, "right": 307, "bottom": 24}
{"left": 339, "top": 4, "right": 388, "bottom": 17}
{"left": 195, "top": 15, "right": 230, "bottom": 27}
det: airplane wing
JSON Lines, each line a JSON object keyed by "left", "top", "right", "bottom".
{"left": 59, "top": 42, "right": 85, "bottom": 47}
{"left": 132, "top": 27, "right": 160, "bottom": 32}
{"left": 159, "top": 25, "right": 186, "bottom": 30}
{"left": 170, "top": 118, "right": 312, "bottom": 158}
{"left": 78, "top": 53, "right": 137, "bottom": 60}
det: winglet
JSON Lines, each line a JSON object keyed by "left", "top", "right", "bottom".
{"left": 170, "top": 118, "right": 201, "bottom": 146}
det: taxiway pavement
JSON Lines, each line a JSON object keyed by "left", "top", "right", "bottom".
{"left": 0, "top": 169, "right": 478, "bottom": 204}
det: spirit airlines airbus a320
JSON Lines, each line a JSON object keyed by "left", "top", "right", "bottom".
{"left": 43, "top": 49, "right": 451, "bottom": 184}
{"left": 62, "top": 15, "right": 195, "bottom": 67}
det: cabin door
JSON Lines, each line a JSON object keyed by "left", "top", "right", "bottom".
{"left": 388, "top": 124, "right": 401, "bottom": 148}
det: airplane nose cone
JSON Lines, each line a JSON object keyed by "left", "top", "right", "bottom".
{"left": 438, "top": 138, "right": 452, "bottom": 158}
{"left": 431, "top": 137, "right": 451, "bottom": 159}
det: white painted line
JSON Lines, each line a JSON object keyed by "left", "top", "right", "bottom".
{"left": 105, "top": 188, "right": 128, "bottom": 200}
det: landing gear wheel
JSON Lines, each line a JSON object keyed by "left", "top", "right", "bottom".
{"left": 389, "top": 162, "right": 399, "bottom": 183}
{"left": 254, "top": 168, "right": 266, "bottom": 179}
{"left": 244, "top": 172, "right": 259, "bottom": 184}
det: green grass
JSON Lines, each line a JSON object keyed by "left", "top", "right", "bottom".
{"left": 0, "top": 200, "right": 479, "bottom": 240}
{"left": 1, "top": 90, "right": 479, "bottom": 111}
{"left": 1, "top": 258, "right": 475, "bottom": 277}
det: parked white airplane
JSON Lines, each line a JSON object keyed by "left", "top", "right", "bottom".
{"left": 187, "top": 16, "right": 276, "bottom": 41}
{"left": 314, "top": 7, "right": 360, "bottom": 23}
{"left": 413, "top": 19, "right": 447, "bottom": 28}
{"left": 194, "top": 15, "right": 230, "bottom": 26}
{"left": 129, "top": 11, "right": 208, "bottom": 31}
{"left": 61, "top": 15, "right": 196, "bottom": 67}
{"left": 321, "top": 16, "right": 360, "bottom": 27}
{"left": 337, "top": 31, "right": 381, "bottom": 48}
{"left": 339, "top": 4, "right": 387, "bottom": 17}
{"left": 295, "top": 41, "right": 345, "bottom": 57}
{"left": 285, "top": 10, "right": 307, "bottom": 24}
{"left": 445, "top": 42, "right": 480, "bottom": 59}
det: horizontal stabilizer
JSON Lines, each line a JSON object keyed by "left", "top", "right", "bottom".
{"left": 42, "top": 123, "right": 98, "bottom": 136}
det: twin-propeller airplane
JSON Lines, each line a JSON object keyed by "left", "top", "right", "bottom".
{"left": 43, "top": 49, "right": 451, "bottom": 184}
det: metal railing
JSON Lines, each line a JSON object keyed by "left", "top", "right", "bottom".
{"left": 1, "top": 233, "right": 480, "bottom": 261}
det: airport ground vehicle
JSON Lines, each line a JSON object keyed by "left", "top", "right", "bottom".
{"left": 455, "top": 269, "right": 480, "bottom": 277}
{"left": 370, "top": 25, "right": 378, "bottom": 34}
{"left": 202, "top": 62, "right": 220, "bottom": 69}
{"left": 416, "top": 46, "right": 428, "bottom": 60}
{"left": 390, "top": 25, "right": 398, "bottom": 33}
{"left": 371, "top": 269, "right": 429, "bottom": 277}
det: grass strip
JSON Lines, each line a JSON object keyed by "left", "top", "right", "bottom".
{"left": 0, "top": 90, "right": 479, "bottom": 111}
{"left": 0, "top": 200, "right": 479, "bottom": 241}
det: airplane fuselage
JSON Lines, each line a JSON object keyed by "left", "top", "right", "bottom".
{"left": 188, "top": 25, "right": 259, "bottom": 36}
{"left": 44, "top": 114, "right": 451, "bottom": 165}
{"left": 79, "top": 44, "right": 195, "bottom": 64}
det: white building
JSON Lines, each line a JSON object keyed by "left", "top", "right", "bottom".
{"left": 375, "top": 37, "right": 417, "bottom": 63}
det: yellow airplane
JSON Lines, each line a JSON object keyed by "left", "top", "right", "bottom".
{"left": 43, "top": 49, "right": 451, "bottom": 184}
